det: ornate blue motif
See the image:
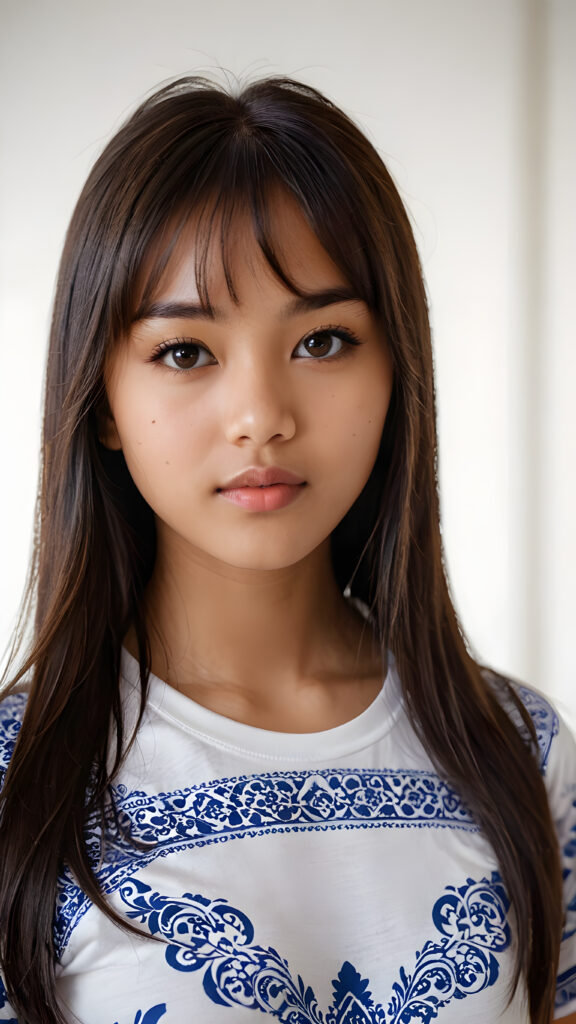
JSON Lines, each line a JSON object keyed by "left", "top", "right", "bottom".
{"left": 114, "top": 1004, "right": 167, "bottom": 1024}
{"left": 515, "top": 685, "right": 558, "bottom": 771}
{"left": 0, "top": 693, "right": 27, "bottom": 786}
{"left": 562, "top": 797, "right": 576, "bottom": 944}
{"left": 54, "top": 767, "right": 477, "bottom": 955}
{"left": 387, "top": 877, "right": 510, "bottom": 1022}
{"left": 557, "top": 966, "right": 576, "bottom": 1012}
{"left": 0, "top": 975, "right": 18, "bottom": 1023}
{"left": 118, "top": 874, "right": 510, "bottom": 1022}
{"left": 115, "top": 768, "right": 474, "bottom": 846}
{"left": 1, "top": 677, "right": 568, "bottom": 1015}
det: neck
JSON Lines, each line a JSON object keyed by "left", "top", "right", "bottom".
{"left": 132, "top": 531, "right": 383, "bottom": 730}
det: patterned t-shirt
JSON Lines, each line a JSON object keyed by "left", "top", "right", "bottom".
{"left": 1, "top": 651, "right": 575, "bottom": 1024}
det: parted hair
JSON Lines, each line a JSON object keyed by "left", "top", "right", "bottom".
{"left": 0, "top": 76, "right": 563, "bottom": 1023}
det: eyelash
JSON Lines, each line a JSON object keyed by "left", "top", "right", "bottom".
{"left": 149, "top": 325, "right": 362, "bottom": 373}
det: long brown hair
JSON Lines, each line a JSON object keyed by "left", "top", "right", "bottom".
{"left": 0, "top": 76, "right": 562, "bottom": 1023}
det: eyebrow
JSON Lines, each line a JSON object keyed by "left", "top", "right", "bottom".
{"left": 133, "top": 287, "right": 363, "bottom": 324}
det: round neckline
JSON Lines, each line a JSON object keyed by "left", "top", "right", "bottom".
{"left": 120, "top": 649, "right": 403, "bottom": 762}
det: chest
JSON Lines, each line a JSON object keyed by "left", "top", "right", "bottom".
{"left": 55, "top": 771, "right": 526, "bottom": 1024}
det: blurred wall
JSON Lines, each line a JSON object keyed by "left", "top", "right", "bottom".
{"left": 0, "top": 0, "right": 574, "bottom": 715}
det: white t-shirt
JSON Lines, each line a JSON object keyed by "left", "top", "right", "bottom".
{"left": 1, "top": 651, "right": 575, "bottom": 1023}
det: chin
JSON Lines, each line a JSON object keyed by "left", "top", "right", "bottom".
{"left": 212, "top": 538, "right": 325, "bottom": 574}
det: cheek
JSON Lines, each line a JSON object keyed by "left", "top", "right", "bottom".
{"left": 322, "top": 373, "right": 392, "bottom": 469}
{"left": 113, "top": 388, "right": 207, "bottom": 465}
{"left": 339, "top": 411, "right": 387, "bottom": 488}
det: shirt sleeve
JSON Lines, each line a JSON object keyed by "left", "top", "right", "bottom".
{"left": 0, "top": 695, "right": 27, "bottom": 1022}
{"left": 0, "top": 977, "right": 18, "bottom": 1022}
{"left": 544, "top": 708, "right": 576, "bottom": 1019}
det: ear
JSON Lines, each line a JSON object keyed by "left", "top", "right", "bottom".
{"left": 96, "top": 400, "right": 122, "bottom": 451}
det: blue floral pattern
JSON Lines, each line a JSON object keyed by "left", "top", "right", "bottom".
{"left": 557, "top": 966, "right": 576, "bottom": 1013}
{"left": 114, "top": 1004, "right": 167, "bottom": 1024}
{"left": 515, "top": 685, "right": 558, "bottom": 771}
{"left": 0, "top": 679, "right": 571, "bottom": 1020}
{"left": 0, "top": 976, "right": 18, "bottom": 1023}
{"left": 118, "top": 874, "right": 510, "bottom": 1022}
{"left": 54, "top": 767, "right": 477, "bottom": 954}
{"left": 0, "top": 693, "right": 27, "bottom": 789}
{"left": 562, "top": 797, "right": 576, "bottom": 945}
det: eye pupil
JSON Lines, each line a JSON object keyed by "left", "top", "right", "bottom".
{"left": 172, "top": 345, "right": 198, "bottom": 369}
{"left": 305, "top": 332, "right": 332, "bottom": 357}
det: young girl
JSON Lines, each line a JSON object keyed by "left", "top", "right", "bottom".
{"left": 0, "top": 76, "right": 574, "bottom": 1024}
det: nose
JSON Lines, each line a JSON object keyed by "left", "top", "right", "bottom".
{"left": 223, "top": 360, "right": 296, "bottom": 447}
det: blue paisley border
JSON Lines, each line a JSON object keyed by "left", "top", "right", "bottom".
{"left": 114, "top": 872, "right": 511, "bottom": 1024}
{"left": 54, "top": 766, "right": 477, "bottom": 955}
{"left": 516, "top": 685, "right": 558, "bottom": 772}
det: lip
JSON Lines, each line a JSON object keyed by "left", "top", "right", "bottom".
{"left": 216, "top": 466, "right": 307, "bottom": 512}
{"left": 219, "top": 467, "right": 306, "bottom": 489}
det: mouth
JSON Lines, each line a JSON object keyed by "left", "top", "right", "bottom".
{"left": 215, "top": 481, "right": 305, "bottom": 489}
{"left": 217, "top": 482, "right": 306, "bottom": 512}
{"left": 218, "top": 467, "right": 306, "bottom": 489}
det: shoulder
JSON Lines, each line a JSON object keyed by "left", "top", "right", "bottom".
{"left": 488, "top": 675, "right": 576, "bottom": 856}
{"left": 513, "top": 681, "right": 561, "bottom": 769}
{"left": 487, "top": 677, "right": 576, "bottom": 1014}
{"left": 486, "top": 672, "right": 567, "bottom": 776}
{"left": 486, "top": 674, "right": 576, "bottom": 838}
{"left": 0, "top": 690, "right": 28, "bottom": 781}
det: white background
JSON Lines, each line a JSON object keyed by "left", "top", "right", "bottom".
{"left": 0, "top": 0, "right": 574, "bottom": 716}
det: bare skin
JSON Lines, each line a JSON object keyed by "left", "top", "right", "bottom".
{"left": 104, "top": 194, "right": 393, "bottom": 731}
{"left": 137, "top": 536, "right": 384, "bottom": 732}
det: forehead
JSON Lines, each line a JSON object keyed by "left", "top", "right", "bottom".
{"left": 137, "top": 191, "right": 352, "bottom": 315}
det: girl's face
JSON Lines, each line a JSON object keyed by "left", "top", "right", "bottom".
{"left": 103, "top": 194, "right": 393, "bottom": 576}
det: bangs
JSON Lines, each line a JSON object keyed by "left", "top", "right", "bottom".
{"left": 111, "top": 112, "right": 380, "bottom": 334}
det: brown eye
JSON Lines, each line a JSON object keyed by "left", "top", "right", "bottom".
{"left": 157, "top": 341, "right": 216, "bottom": 370}
{"left": 293, "top": 328, "right": 360, "bottom": 360}
{"left": 303, "top": 332, "right": 335, "bottom": 357}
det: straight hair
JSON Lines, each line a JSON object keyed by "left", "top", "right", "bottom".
{"left": 0, "top": 76, "right": 562, "bottom": 1023}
